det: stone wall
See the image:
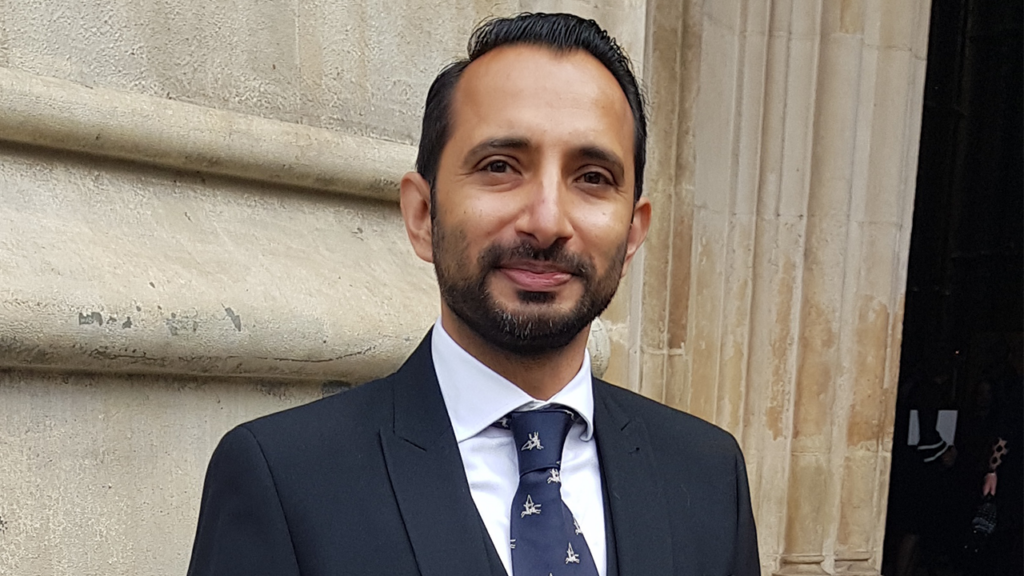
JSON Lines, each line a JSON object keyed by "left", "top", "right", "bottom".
{"left": 0, "top": 2, "right": 642, "bottom": 573}
{"left": 0, "top": 1, "right": 930, "bottom": 574}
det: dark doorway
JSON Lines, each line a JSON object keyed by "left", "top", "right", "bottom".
{"left": 882, "top": 0, "right": 1023, "bottom": 575}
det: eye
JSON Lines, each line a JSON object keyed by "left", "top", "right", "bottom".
{"left": 485, "top": 160, "right": 510, "bottom": 173}
{"left": 581, "top": 171, "right": 610, "bottom": 185}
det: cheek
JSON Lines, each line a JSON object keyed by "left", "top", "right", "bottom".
{"left": 435, "top": 211, "right": 500, "bottom": 268}
{"left": 453, "top": 195, "right": 520, "bottom": 241}
{"left": 570, "top": 205, "right": 633, "bottom": 260}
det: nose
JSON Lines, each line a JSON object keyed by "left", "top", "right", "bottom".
{"left": 513, "top": 168, "right": 573, "bottom": 249}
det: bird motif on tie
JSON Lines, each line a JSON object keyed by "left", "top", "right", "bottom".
{"left": 506, "top": 408, "right": 599, "bottom": 576}
{"left": 521, "top": 495, "right": 542, "bottom": 517}
{"left": 565, "top": 543, "right": 580, "bottom": 564}
{"left": 521, "top": 432, "right": 543, "bottom": 451}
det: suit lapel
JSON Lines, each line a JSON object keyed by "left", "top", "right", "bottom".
{"left": 381, "top": 334, "right": 504, "bottom": 576}
{"left": 594, "top": 382, "right": 674, "bottom": 576}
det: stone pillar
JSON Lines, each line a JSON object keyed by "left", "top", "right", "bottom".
{"left": 638, "top": 0, "right": 932, "bottom": 573}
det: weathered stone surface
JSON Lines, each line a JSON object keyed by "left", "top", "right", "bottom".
{"left": 0, "top": 66, "right": 417, "bottom": 202}
{"left": 0, "top": 140, "right": 438, "bottom": 383}
{"left": 0, "top": 369, "right": 323, "bottom": 575}
{"left": 639, "top": 0, "right": 931, "bottom": 573}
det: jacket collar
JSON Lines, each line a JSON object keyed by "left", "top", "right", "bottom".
{"left": 381, "top": 332, "right": 506, "bottom": 576}
{"left": 593, "top": 381, "right": 675, "bottom": 576}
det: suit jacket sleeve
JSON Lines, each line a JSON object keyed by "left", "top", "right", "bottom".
{"left": 188, "top": 425, "right": 301, "bottom": 576}
{"left": 733, "top": 442, "right": 761, "bottom": 576}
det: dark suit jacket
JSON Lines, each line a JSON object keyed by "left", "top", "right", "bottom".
{"left": 187, "top": 335, "right": 760, "bottom": 576}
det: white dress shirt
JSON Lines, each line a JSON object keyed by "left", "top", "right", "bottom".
{"left": 431, "top": 318, "right": 607, "bottom": 576}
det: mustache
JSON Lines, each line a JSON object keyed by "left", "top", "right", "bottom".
{"left": 478, "top": 240, "right": 594, "bottom": 278}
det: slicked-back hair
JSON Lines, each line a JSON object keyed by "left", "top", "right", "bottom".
{"left": 415, "top": 13, "right": 647, "bottom": 202}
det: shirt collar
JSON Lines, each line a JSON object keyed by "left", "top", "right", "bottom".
{"left": 431, "top": 317, "right": 595, "bottom": 443}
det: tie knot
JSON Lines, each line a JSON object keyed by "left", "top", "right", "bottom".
{"left": 507, "top": 408, "right": 575, "bottom": 475}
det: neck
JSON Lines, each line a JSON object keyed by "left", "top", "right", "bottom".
{"left": 440, "top": 308, "right": 589, "bottom": 401}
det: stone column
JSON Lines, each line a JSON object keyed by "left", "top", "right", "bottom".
{"left": 638, "top": 0, "right": 931, "bottom": 573}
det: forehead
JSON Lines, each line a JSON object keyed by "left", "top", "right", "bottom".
{"left": 447, "top": 44, "right": 634, "bottom": 161}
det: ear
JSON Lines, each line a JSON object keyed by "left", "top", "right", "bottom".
{"left": 621, "top": 197, "right": 651, "bottom": 277}
{"left": 400, "top": 171, "right": 434, "bottom": 263}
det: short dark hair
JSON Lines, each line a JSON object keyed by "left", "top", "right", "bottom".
{"left": 415, "top": 13, "right": 647, "bottom": 201}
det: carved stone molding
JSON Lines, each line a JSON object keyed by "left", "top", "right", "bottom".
{"left": 0, "top": 66, "right": 416, "bottom": 202}
{"left": 641, "top": 0, "right": 931, "bottom": 573}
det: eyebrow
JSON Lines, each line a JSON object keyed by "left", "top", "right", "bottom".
{"left": 576, "top": 145, "right": 625, "bottom": 180}
{"left": 463, "top": 137, "right": 531, "bottom": 164}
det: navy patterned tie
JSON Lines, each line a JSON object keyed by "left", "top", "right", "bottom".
{"left": 506, "top": 408, "right": 599, "bottom": 576}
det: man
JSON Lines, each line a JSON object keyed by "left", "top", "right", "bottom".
{"left": 188, "top": 13, "right": 759, "bottom": 576}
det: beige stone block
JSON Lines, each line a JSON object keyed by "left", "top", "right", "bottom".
{"left": 684, "top": 210, "right": 727, "bottom": 420}
{"left": 791, "top": 327, "right": 838, "bottom": 450}
{"left": 0, "top": 370, "right": 322, "bottom": 576}
{"left": 844, "top": 295, "right": 890, "bottom": 448}
{"left": 783, "top": 452, "right": 832, "bottom": 557}
{"left": 603, "top": 274, "right": 632, "bottom": 328}
{"left": 854, "top": 222, "right": 900, "bottom": 298}
{"left": 3, "top": 0, "right": 303, "bottom": 124}
{"left": 638, "top": 0, "right": 685, "bottom": 354}
{"left": 755, "top": 27, "right": 791, "bottom": 217}
{"left": 872, "top": 0, "right": 916, "bottom": 50}
{"left": 769, "top": 0, "right": 794, "bottom": 36}
{"left": 639, "top": 348, "right": 666, "bottom": 404}
{"left": 900, "top": 56, "right": 929, "bottom": 214}
{"left": 825, "top": 0, "right": 866, "bottom": 37}
{"left": 743, "top": 0, "right": 771, "bottom": 35}
{"left": 643, "top": 0, "right": 685, "bottom": 94}
{"left": 665, "top": 202, "right": 694, "bottom": 348}
{"left": 749, "top": 437, "right": 795, "bottom": 559}
{"left": 743, "top": 217, "right": 802, "bottom": 449}
{"left": 296, "top": 0, "right": 533, "bottom": 141}
{"left": 857, "top": 48, "right": 916, "bottom": 225}
{"left": 734, "top": 26, "right": 769, "bottom": 217}
{"left": 640, "top": 197, "right": 672, "bottom": 349}
{"left": 693, "top": 19, "right": 738, "bottom": 214}
{"left": 808, "top": 33, "right": 863, "bottom": 213}
{"left": 880, "top": 297, "right": 905, "bottom": 447}
{"left": 0, "top": 66, "right": 416, "bottom": 204}
{"left": 665, "top": 349, "right": 691, "bottom": 413}
{"left": 599, "top": 275, "right": 632, "bottom": 384}
{"left": 836, "top": 449, "right": 883, "bottom": 561}
{"left": 777, "top": 35, "right": 818, "bottom": 217}
{"left": 716, "top": 215, "right": 755, "bottom": 435}
{"left": 911, "top": 0, "right": 932, "bottom": 60}
{"left": 602, "top": 329, "right": 631, "bottom": 389}
{"left": 790, "top": 0, "right": 822, "bottom": 38}
{"left": 0, "top": 7, "right": 9, "bottom": 67}
{"left": 871, "top": 450, "right": 895, "bottom": 564}
{"left": 791, "top": 217, "right": 847, "bottom": 450}
{"left": 0, "top": 143, "right": 438, "bottom": 382}
{"left": 703, "top": 0, "right": 741, "bottom": 31}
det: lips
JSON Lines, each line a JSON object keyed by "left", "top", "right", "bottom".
{"left": 497, "top": 260, "right": 574, "bottom": 291}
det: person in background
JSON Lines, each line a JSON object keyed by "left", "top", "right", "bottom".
{"left": 980, "top": 339, "right": 1023, "bottom": 576}
{"left": 891, "top": 365, "right": 959, "bottom": 576}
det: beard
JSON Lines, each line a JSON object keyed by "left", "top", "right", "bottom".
{"left": 431, "top": 215, "right": 627, "bottom": 358}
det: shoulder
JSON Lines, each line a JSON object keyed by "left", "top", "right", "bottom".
{"left": 594, "top": 379, "right": 743, "bottom": 460}
{"left": 232, "top": 373, "right": 398, "bottom": 461}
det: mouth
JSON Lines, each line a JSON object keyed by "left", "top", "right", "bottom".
{"left": 496, "top": 259, "right": 575, "bottom": 291}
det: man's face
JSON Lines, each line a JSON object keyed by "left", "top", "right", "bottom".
{"left": 406, "top": 45, "right": 650, "bottom": 356}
